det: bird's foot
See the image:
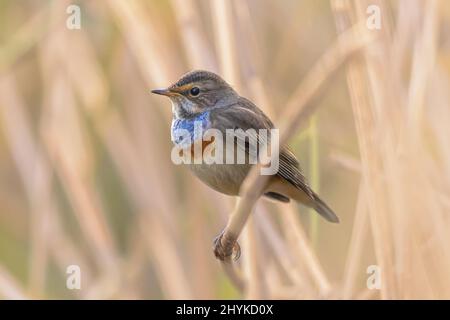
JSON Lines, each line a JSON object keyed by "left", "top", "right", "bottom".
{"left": 213, "top": 230, "right": 241, "bottom": 261}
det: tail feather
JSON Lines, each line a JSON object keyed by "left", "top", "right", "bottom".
{"left": 264, "top": 192, "right": 290, "bottom": 203}
{"left": 311, "top": 193, "right": 339, "bottom": 223}
{"left": 267, "top": 175, "right": 339, "bottom": 223}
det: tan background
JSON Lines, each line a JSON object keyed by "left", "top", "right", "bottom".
{"left": 0, "top": 0, "right": 449, "bottom": 299}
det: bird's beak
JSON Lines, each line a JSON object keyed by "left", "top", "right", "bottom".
{"left": 151, "top": 88, "right": 174, "bottom": 97}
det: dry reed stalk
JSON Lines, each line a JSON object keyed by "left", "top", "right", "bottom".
{"left": 79, "top": 5, "right": 213, "bottom": 298}
{"left": 232, "top": 1, "right": 334, "bottom": 296}
{"left": 357, "top": 0, "right": 408, "bottom": 296}
{"left": 0, "top": 5, "right": 53, "bottom": 72}
{"left": 255, "top": 189, "right": 322, "bottom": 296}
{"left": 108, "top": 0, "right": 180, "bottom": 87}
{"left": 38, "top": 9, "right": 122, "bottom": 298}
{"left": 232, "top": 1, "right": 280, "bottom": 296}
{"left": 211, "top": 0, "right": 267, "bottom": 296}
{"left": 119, "top": 228, "right": 148, "bottom": 299}
{"left": 170, "top": 0, "right": 218, "bottom": 71}
{"left": 216, "top": 23, "right": 373, "bottom": 291}
{"left": 211, "top": 0, "right": 241, "bottom": 88}
{"left": 331, "top": 0, "right": 394, "bottom": 298}
{"left": 402, "top": 0, "right": 450, "bottom": 298}
{"left": 99, "top": 114, "right": 193, "bottom": 299}
{"left": 0, "top": 71, "right": 93, "bottom": 298}
{"left": 2, "top": 0, "right": 449, "bottom": 300}
{"left": 329, "top": 150, "right": 362, "bottom": 173}
{"left": 0, "top": 73, "right": 49, "bottom": 297}
{"left": 279, "top": 204, "right": 332, "bottom": 296}
{"left": 408, "top": 0, "right": 439, "bottom": 126}
{"left": 48, "top": 211, "right": 93, "bottom": 298}
{"left": 0, "top": 265, "right": 28, "bottom": 299}
{"left": 120, "top": 42, "right": 230, "bottom": 298}
{"left": 39, "top": 18, "right": 119, "bottom": 278}
{"left": 256, "top": 207, "right": 313, "bottom": 290}
{"left": 307, "top": 116, "right": 320, "bottom": 246}
{"left": 233, "top": 0, "right": 272, "bottom": 116}
{"left": 267, "top": 1, "right": 306, "bottom": 82}
{"left": 277, "top": 23, "right": 372, "bottom": 142}
{"left": 184, "top": 186, "right": 217, "bottom": 298}
{"left": 243, "top": 208, "right": 270, "bottom": 299}
{"left": 0, "top": 6, "right": 67, "bottom": 297}
{"left": 361, "top": 0, "right": 441, "bottom": 298}
{"left": 332, "top": 0, "right": 450, "bottom": 299}
{"left": 377, "top": 0, "right": 449, "bottom": 298}
{"left": 341, "top": 180, "right": 369, "bottom": 298}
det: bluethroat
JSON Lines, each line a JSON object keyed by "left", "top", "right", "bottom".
{"left": 151, "top": 70, "right": 339, "bottom": 225}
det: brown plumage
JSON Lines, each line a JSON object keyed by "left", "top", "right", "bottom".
{"left": 152, "top": 70, "right": 339, "bottom": 223}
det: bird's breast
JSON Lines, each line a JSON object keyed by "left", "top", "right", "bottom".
{"left": 171, "top": 111, "right": 211, "bottom": 148}
{"left": 170, "top": 114, "right": 251, "bottom": 195}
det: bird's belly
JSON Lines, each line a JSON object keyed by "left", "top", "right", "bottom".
{"left": 175, "top": 130, "right": 253, "bottom": 195}
{"left": 188, "top": 162, "right": 251, "bottom": 195}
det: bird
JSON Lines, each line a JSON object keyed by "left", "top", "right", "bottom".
{"left": 151, "top": 70, "right": 339, "bottom": 225}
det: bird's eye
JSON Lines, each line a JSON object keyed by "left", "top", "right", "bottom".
{"left": 189, "top": 87, "right": 200, "bottom": 96}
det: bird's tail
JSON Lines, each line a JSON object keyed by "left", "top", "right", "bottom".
{"left": 311, "top": 192, "right": 340, "bottom": 223}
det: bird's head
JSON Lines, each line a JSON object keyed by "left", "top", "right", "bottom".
{"left": 151, "top": 70, "right": 238, "bottom": 118}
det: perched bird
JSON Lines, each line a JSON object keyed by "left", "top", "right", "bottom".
{"left": 151, "top": 70, "right": 339, "bottom": 223}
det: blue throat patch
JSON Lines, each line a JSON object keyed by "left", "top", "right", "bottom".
{"left": 171, "top": 111, "right": 211, "bottom": 148}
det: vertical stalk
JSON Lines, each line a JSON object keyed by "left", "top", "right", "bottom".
{"left": 308, "top": 115, "right": 320, "bottom": 247}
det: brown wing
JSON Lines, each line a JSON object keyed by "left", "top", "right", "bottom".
{"left": 210, "top": 97, "right": 339, "bottom": 222}
{"left": 211, "top": 96, "right": 312, "bottom": 195}
{"left": 278, "top": 148, "right": 314, "bottom": 198}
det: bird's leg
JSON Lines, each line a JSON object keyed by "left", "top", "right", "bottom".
{"left": 213, "top": 229, "right": 241, "bottom": 261}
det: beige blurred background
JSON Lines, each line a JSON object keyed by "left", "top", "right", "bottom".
{"left": 0, "top": 0, "right": 449, "bottom": 299}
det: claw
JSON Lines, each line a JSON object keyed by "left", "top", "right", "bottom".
{"left": 232, "top": 241, "right": 241, "bottom": 261}
{"left": 213, "top": 230, "right": 240, "bottom": 261}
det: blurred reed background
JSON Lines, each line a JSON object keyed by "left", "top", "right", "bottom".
{"left": 0, "top": 0, "right": 449, "bottom": 299}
